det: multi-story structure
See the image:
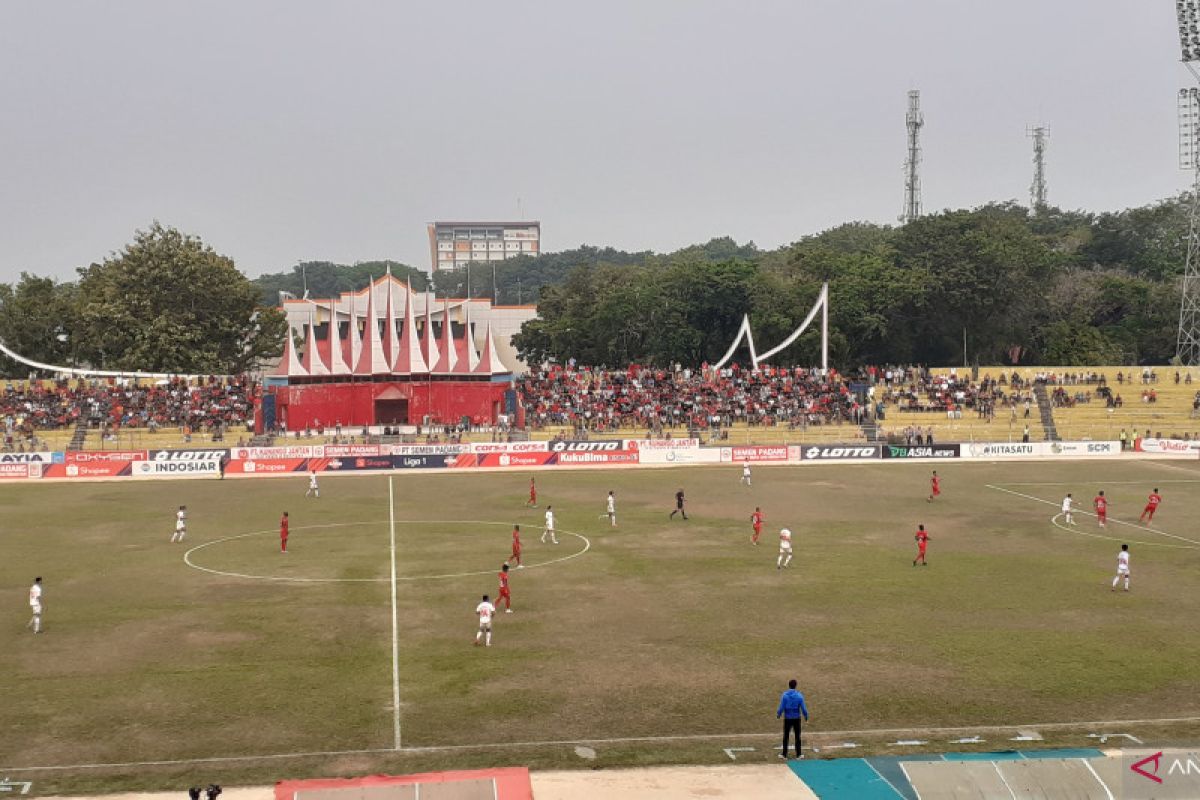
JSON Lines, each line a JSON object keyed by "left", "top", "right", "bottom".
{"left": 428, "top": 221, "right": 541, "bottom": 271}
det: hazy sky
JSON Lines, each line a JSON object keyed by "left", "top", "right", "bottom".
{"left": 0, "top": 1, "right": 1188, "bottom": 281}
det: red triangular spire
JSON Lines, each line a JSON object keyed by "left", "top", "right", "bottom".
{"left": 273, "top": 327, "right": 305, "bottom": 377}
{"left": 434, "top": 297, "right": 458, "bottom": 374}
{"left": 354, "top": 277, "right": 390, "bottom": 375}
{"left": 392, "top": 283, "right": 429, "bottom": 375}
{"left": 474, "top": 320, "right": 508, "bottom": 374}
{"left": 422, "top": 291, "right": 440, "bottom": 370}
{"left": 301, "top": 311, "right": 329, "bottom": 376}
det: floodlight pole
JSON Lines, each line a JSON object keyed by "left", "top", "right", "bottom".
{"left": 1179, "top": 73, "right": 1200, "bottom": 366}
{"left": 1175, "top": 4, "right": 1200, "bottom": 365}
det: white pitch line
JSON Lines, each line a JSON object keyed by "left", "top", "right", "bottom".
{"left": 7, "top": 715, "right": 1200, "bottom": 773}
{"left": 986, "top": 484, "right": 1200, "bottom": 546}
{"left": 389, "top": 476, "right": 401, "bottom": 751}
{"left": 1050, "top": 513, "right": 1199, "bottom": 549}
{"left": 996, "top": 479, "right": 1200, "bottom": 486}
{"left": 992, "top": 762, "right": 1018, "bottom": 800}
{"left": 183, "top": 521, "right": 591, "bottom": 583}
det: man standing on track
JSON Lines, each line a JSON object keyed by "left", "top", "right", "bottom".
{"left": 1094, "top": 490, "right": 1108, "bottom": 528}
{"left": 751, "top": 507, "right": 764, "bottom": 546}
{"left": 669, "top": 488, "right": 688, "bottom": 520}
{"left": 1061, "top": 493, "right": 1076, "bottom": 525}
{"left": 475, "top": 594, "right": 496, "bottom": 646}
{"left": 27, "top": 576, "right": 43, "bottom": 634}
{"left": 280, "top": 511, "right": 290, "bottom": 552}
{"left": 171, "top": 505, "right": 188, "bottom": 543}
{"left": 541, "top": 505, "right": 558, "bottom": 544}
{"left": 496, "top": 564, "right": 513, "bottom": 613}
{"left": 913, "top": 524, "right": 930, "bottom": 566}
{"left": 506, "top": 524, "right": 523, "bottom": 568}
{"left": 776, "top": 678, "right": 809, "bottom": 760}
{"left": 1112, "top": 544, "right": 1131, "bottom": 592}
{"left": 1139, "top": 489, "right": 1162, "bottom": 524}
{"left": 777, "top": 528, "right": 793, "bottom": 569}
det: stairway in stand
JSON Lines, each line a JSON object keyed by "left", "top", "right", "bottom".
{"left": 67, "top": 419, "right": 89, "bottom": 451}
{"left": 1033, "top": 382, "right": 1060, "bottom": 442}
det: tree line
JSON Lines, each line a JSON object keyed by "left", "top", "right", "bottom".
{"left": 0, "top": 223, "right": 287, "bottom": 376}
{"left": 0, "top": 195, "right": 1190, "bottom": 376}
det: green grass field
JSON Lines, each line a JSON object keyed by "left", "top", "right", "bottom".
{"left": 3, "top": 459, "right": 1200, "bottom": 793}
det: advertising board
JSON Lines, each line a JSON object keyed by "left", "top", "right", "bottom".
{"left": 882, "top": 444, "right": 961, "bottom": 459}
{"left": 799, "top": 444, "right": 882, "bottom": 461}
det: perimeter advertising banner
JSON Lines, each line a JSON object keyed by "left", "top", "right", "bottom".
{"left": 477, "top": 452, "right": 555, "bottom": 468}
{"left": 962, "top": 441, "right": 1123, "bottom": 459}
{"left": 43, "top": 450, "right": 148, "bottom": 478}
{"left": 133, "top": 449, "right": 226, "bottom": 476}
{"left": 799, "top": 444, "right": 882, "bottom": 461}
{"left": 1135, "top": 437, "right": 1200, "bottom": 456}
{"left": 547, "top": 439, "right": 640, "bottom": 466}
{"left": 720, "top": 445, "right": 790, "bottom": 463}
{"left": 882, "top": 444, "right": 961, "bottom": 459}
{"left": 393, "top": 454, "right": 453, "bottom": 469}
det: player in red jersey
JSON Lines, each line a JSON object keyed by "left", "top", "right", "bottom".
{"left": 1094, "top": 491, "right": 1108, "bottom": 528}
{"left": 913, "top": 524, "right": 930, "bottom": 566}
{"left": 280, "top": 511, "right": 290, "bottom": 552}
{"left": 527, "top": 477, "right": 537, "bottom": 507}
{"left": 1139, "top": 488, "right": 1162, "bottom": 523}
{"left": 751, "top": 507, "right": 764, "bottom": 545}
{"left": 496, "top": 564, "right": 513, "bottom": 613}
{"left": 927, "top": 471, "right": 940, "bottom": 502}
{"left": 506, "top": 524, "right": 524, "bottom": 568}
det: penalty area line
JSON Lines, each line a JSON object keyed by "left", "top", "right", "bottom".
{"left": 985, "top": 484, "right": 1200, "bottom": 547}
{"left": 9, "top": 716, "right": 1200, "bottom": 772}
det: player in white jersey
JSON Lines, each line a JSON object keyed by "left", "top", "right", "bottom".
{"left": 1061, "top": 493, "right": 1076, "bottom": 525}
{"left": 777, "top": 528, "right": 793, "bottom": 569}
{"left": 1111, "top": 544, "right": 1131, "bottom": 592}
{"left": 606, "top": 491, "right": 617, "bottom": 527}
{"left": 741, "top": 461, "right": 752, "bottom": 487}
{"left": 27, "top": 577, "right": 43, "bottom": 633}
{"left": 170, "top": 505, "right": 188, "bottom": 542}
{"left": 541, "top": 505, "right": 558, "bottom": 544}
{"left": 474, "top": 594, "right": 496, "bottom": 646}
{"left": 305, "top": 470, "right": 320, "bottom": 498}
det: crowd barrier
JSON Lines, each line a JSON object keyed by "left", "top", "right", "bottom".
{"left": 0, "top": 436, "right": 1185, "bottom": 482}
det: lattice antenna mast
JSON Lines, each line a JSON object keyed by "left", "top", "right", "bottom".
{"left": 1176, "top": 1, "right": 1200, "bottom": 365}
{"left": 900, "top": 90, "right": 923, "bottom": 224}
{"left": 1028, "top": 125, "right": 1049, "bottom": 214}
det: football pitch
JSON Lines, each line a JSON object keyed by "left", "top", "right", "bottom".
{"left": 3, "top": 459, "right": 1200, "bottom": 792}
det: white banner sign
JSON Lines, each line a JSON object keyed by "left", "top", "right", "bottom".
{"left": 1137, "top": 438, "right": 1200, "bottom": 455}
{"left": 962, "top": 441, "right": 1122, "bottom": 459}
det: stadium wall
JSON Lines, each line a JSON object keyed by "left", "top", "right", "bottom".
{"left": 2, "top": 437, "right": 1189, "bottom": 482}
{"left": 271, "top": 380, "right": 509, "bottom": 430}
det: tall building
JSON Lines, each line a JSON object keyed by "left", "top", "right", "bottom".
{"left": 428, "top": 221, "right": 541, "bottom": 271}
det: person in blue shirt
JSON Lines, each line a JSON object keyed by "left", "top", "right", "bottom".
{"left": 776, "top": 679, "right": 809, "bottom": 759}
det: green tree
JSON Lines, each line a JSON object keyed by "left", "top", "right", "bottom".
{"left": 0, "top": 274, "right": 80, "bottom": 374}
{"left": 74, "top": 223, "right": 287, "bottom": 373}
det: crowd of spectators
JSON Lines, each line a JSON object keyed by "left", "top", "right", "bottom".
{"left": 517, "top": 363, "right": 863, "bottom": 435}
{"left": 1, "top": 376, "right": 255, "bottom": 446}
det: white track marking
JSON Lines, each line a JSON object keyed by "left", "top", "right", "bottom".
{"left": 389, "top": 477, "right": 401, "bottom": 750}
{"left": 992, "top": 762, "right": 1017, "bottom": 800}
{"left": 7, "top": 715, "right": 1200, "bottom": 772}
{"left": 183, "top": 521, "right": 591, "bottom": 583}
{"left": 880, "top": 761, "right": 915, "bottom": 799}
{"left": 1082, "top": 758, "right": 1116, "bottom": 800}
{"left": 986, "top": 484, "right": 1200, "bottom": 546}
